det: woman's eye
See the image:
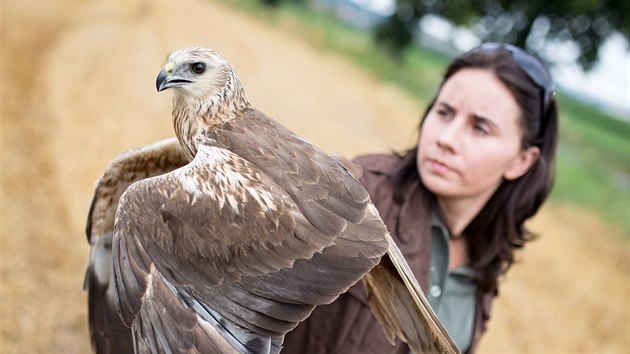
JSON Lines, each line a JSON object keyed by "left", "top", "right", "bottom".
{"left": 436, "top": 109, "right": 451, "bottom": 119}
{"left": 191, "top": 62, "right": 206, "bottom": 75}
{"left": 473, "top": 124, "right": 489, "bottom": 135}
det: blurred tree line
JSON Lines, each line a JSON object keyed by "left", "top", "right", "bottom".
{"left": 260, "top": 0, "right": 629, "bottom": 70}
{"left": 378, "top": 0, "right": 629, "bottom": 68}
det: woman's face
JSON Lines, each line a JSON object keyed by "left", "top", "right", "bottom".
{"left": 417, "top": 68, "right": 539, "bottom": 205}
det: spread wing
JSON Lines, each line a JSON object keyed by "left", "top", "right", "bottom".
{"left": 364, "top": 234, "right": 461, "bottom": 354}
{"left": 207, "top": 109, "right": 459, "bottom": 353}
{"left": 84, "top": 137, "right": 188, "bottom": 354}
{"left": 113, "top": 141, "right": 389, "bottom": 353}
{"left": 208, "top": 108, "right": 372, "bottom": 237}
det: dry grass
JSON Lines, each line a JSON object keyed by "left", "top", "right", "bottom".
{"left": 1, "top": 1, "right": 627, "bottom": 353}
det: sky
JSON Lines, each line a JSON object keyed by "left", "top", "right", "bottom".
{"left": 551, "top": 33, "right": 630, "bottom": 117}
{"left": 441, "top": 18, "right": 630, "bottom": 117}
{"left": 350, "top": 0, "right": 630, "bottom": 118}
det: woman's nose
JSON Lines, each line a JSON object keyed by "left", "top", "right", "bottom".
{"left": 436, "top": 118, "right": 463, "bottom": 153}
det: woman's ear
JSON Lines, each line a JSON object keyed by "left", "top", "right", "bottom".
{"left": 504, "top": 146, "right": 540, "bottom": 180}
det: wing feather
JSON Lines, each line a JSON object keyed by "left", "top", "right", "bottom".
{"left": 84, "top": 138, "right": 188, "bottom": 354}
{"left": 112, "top": 139, "right": 389, "bottom": 352}
{"left": 363, "top": 234, "right": 461, "bottom": 354}
{"left": 115, "top": 144, "right": 329, "bottom": 283}
{"left": 208, "top": 110, "right": 370, "bottom": 234}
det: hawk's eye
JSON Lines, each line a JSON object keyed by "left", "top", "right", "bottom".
{"left": 191, "top": 62, "right": 206, "bottom": 75}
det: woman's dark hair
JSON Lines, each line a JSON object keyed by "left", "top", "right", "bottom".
{"left": 392, "top": 44, "right": 559, "bottom": 293}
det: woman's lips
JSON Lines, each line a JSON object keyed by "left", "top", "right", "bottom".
{"left": 427, "top": 159, "right": 454, "bottom": 174}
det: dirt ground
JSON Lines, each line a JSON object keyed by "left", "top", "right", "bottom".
{"left": 1, "top": 1, "right": 628, "bottom": 353}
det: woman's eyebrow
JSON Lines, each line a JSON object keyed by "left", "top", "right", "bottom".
{"left": 472, "top": 113, "right": 499, "bottom": 130}
{"left": 437, "top": 101, "right": 455, "bottom": 112}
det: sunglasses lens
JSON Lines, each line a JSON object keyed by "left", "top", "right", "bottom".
{"left": 511, "top": 49, "right": 554, "bottom": 107}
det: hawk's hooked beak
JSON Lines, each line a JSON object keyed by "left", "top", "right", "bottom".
{"left": 156, "top": 62, "right": 191, "bottom": 92}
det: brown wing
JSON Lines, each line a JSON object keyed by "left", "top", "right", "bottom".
{"left": 112, "top": 142, "right": 389, "bottom": 353}
{"left": 208, "top": 108, "right": 374, "bottom": 237}
{"left": 363, "top": 233, "right": 461, "bottom": 354}
{"left": 212, "top": 110, "right": 459, "bottom": 352}
{"left": 84, "top": 138, "right": 188, "bottom": 354}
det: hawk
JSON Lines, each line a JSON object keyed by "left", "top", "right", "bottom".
{"left": 84, "top": 47, "right": 459, "bottom": 354}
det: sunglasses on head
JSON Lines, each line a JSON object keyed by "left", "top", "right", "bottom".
{"left": 474, "top": 43, "right": 555, "bottom": 135}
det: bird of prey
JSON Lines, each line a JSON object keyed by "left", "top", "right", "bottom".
{"left": 84, "top": 47, "right": 459, "bottom": 354}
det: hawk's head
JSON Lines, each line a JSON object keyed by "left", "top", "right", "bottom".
{"left": 156, "top": 47, "right": 250, "bottom": 159}
{"left": 156, "top": 47, "right": 248, "bottom": 111}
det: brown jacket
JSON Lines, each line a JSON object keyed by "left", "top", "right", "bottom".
{"left": 281, "top": 154, "right": 494, "bottom": 354}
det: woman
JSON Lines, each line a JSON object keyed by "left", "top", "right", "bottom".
{"left": 282, "top": 43, "right": 559, "bottom": 354}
